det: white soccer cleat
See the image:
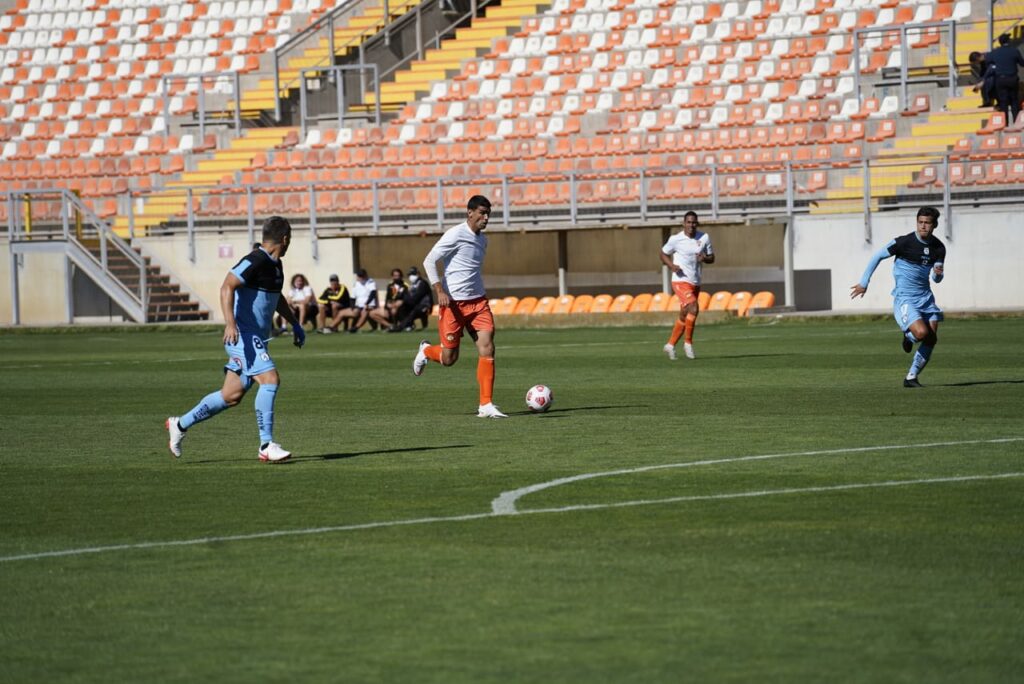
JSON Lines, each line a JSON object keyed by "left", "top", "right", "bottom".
{"left": 413, "top": 339, "right": 431, "bottom": 376}
{"left": 683, "top": 342, "right": 695, "bottom": 359}
{"left": 663, "top": 343, "right": 677, "bottom": 361}
{"left": 166, "top": 417, "right": 184, "bottom": 458}
{"left": 477, "top": 403, "right": 508, "bottom": 418}
{"left": 258, "top": 442, "right": 291, "bottom": 463}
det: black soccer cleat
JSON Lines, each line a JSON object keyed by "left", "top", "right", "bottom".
{"left": 903, "top": 377, "right": 923, "bottom": 388}
{"left": 901, "top": 335, "right": 913, "bottom": 353}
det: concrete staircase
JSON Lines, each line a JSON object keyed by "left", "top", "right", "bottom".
{"left": 113, "top": 127, "right": 294, "bottom": 235}
{"left": 364, "top": 0, "right": 548, "bottom": 111}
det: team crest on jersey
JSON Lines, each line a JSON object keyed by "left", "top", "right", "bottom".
{"left": 445, "top": 333, "right": 456, "bottom": 342}
{"left": 923, "top": 247, "right": 929, "bottom": 255}
{"left": 260, "top": 353, "right": 270, "bottom": 362}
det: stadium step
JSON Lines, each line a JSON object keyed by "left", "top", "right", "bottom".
{"left": 112, "top": 127, "right": 294, "bottom": 235}
{"left": 364, "top": 0, "right": 549, "bottom": 110}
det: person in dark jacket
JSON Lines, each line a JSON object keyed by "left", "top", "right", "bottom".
{"left": 987, "top": 34, "right": 1024, "bottom": 122}
{"left": 391, "top": 266, "right": 434, "bottom": 331}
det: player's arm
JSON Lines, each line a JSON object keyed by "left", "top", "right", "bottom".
{"left": 932, "top": 262, "right": 944, "bottom": 283}
{"left": 850, "top": 243, "right": 894, "bottom": 298}
{"left": 275, "top": 294, "right": 306, "bottom": 348}
{"left": 424, "top": 235, "right": 456, "bottom": 308}
{"left": 699, "top": 242, "right": 715, "bottom": 265}
{"left": 220, "top": 272, "right": 244, "bottom": 344}
{"left": 659, "top": 249, "right": 683, "bottom": 278}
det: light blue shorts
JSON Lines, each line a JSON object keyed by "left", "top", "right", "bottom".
{"left": 224, "top": 332, "right": 276, "bottom": 379}
{"left": 893, "top": 292, "right": 943, "bottom": 331}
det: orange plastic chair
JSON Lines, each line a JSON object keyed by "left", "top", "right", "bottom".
{"left": 570, "top": 294, "right": 595, "bottom": 314}
{"left": 533, "top": 296, "right": 557, "bottom": 314}
{"left": 551, "top": 294, "right": 575, "bottom": 314}
{"left": 727, "top": 291, "right": 753, "bottom": 317}
{"left": 667, "top": 293, "right": 681, "bottom": 311}
{"left": 649, "top": 292, "right": 673, "bottom": 312}
{"left": 697, "top": 291, "right": 711, "bottom": 311}
{"left": 590, "top": 294, "right": 613, "bottom": 313}
{"left": 488, "top": 297, "right": 507, "bottom": 315}
{"left": 501, "top": 296, "right": 519, "bottom": 314}
{"left": 706, "top": 291, "right": 732, "bottom": 312}
{"left": 749, "top": 291, "right": 776, "bottom": 313}
{"left": 628, "top": 293, "right": 653, "bottom": 312}
{"left": 513, "top": 296, "right": 538, "bottom": 315}
{"left": 609, "top": 294, "right": 633, "bottom": 313}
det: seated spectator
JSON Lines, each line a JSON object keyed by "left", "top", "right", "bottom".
{"left": 370, "top": 268, "right": 409, "bottom": 330}
{"left": 316, "top": 274, "right": 356, "bottom": 334}
{"left": 277, "top": 273, "right": 317, "bottom": 333}
{"left": 349, "top": 268, "right": 379, "bottom": 333}
{"left": 969, "top": 51, "right": 996, "bottom": 107}
{"left": 391, "top": 266, "right": 433, "bottom": 331}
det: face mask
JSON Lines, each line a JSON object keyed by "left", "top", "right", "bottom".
{"left": 408, "top": 274, "right": 419, "bottom": 284}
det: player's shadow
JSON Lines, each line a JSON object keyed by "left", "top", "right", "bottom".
{"left": 714, "top": 353, "right": 795, "bottom": 360}
{"left": 935, "top": 379, "right": 1024, "bottom": 387}
{"left": 296, "top": 444, "right": 474, "bottom": 462}
{"left": 509, "top": 404, "right": 648, "bottom": 417}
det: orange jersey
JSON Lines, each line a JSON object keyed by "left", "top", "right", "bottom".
{"left": 437, "top": 297, "right": 494, "bottom": 349}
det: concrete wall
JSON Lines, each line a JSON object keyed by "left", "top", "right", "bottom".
{"left": 1, "top": 248, "right": 69, "bottom": 325}
{"left": 137, "top": 233, "right": 355, "bottom": 322}
{"left": 792, "top": 207, "right": 1024, "bottom": 312}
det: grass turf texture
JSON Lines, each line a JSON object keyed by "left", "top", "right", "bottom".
{"left": 1, "top": 318, "right": 1022, "bottom": 682}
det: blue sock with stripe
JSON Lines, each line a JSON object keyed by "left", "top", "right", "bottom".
{"left": 255, "top": 384, "right": 278, "bottom": 445}
{"left": 907, "top": 345, "right": 934, "bottom": 379}
{"left": 179, "top": 390, "right": 229, "bottom": 430}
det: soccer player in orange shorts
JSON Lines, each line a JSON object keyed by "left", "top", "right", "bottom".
{"left": 412, "top": 195, "right": 507, "bottom": 418}
{"left": 660, "top": 211, "right": 715, "bottom": 360}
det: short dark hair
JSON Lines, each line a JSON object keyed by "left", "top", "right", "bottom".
{"left": 999, "top": 33, "right": 1011, "bottom": 46}
{"left": 262, "top": 216, "right": 291, "bottom": 244}
{"left": 969, "top": 51, "right": 982, "bottom": 63}
{"left": 683, "top": 211, "right": 699, "bottom": 221}
{"left": 355, "top": 268, "right": 368, "bottom": 279}
{"left": 917, "top": 206, "right": 940, "bottom": 224}
{"left": 467, "top": 195, "right": 491, "bottom": 212}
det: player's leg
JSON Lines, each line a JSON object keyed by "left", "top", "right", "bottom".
{"left": 466, "top": 301, "right": 505, "bottom": 418}
{"left": 414, "top": 304, "right": 460, "bottom": 374}
{"left": 253, "top": 369, "right": 290, "bottom": 462}
{"left": 166, "top": 370, "right": 247, "bottom": 458}
{"left": 681, "top": 295, "right": 699, "bottom": 359}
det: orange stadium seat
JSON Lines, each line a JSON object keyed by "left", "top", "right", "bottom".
{"left": 551, "top": 295, "right": 575, "bottom": 314}
{"left": 697, "top": 291, "right": 711, "bottom": 311}
{"left": 706, "top": 291, "right": 732, "bottom": 312}
{"left": 667, "top": 293, "right": 681, "bottom": 311}
{"left": 533, "top": 296, "right": 557, "bottom": 315}
{"left": 628, "top": 293, "right": 653, "bottom": 312}
{"left": 749, "top": 291, "right": 777, "bottom": 313}
{"left": 488, "top": 298, "right": 508, "bottom": 315}
{"left": 570, "top": 294, "right": 595, "bottom": 314}
{"left": 609, "top": 294, "right": 633, "bottom": 313}
{"left": 648, "top": 292, "right": 672, "bottom": 312}
{"left": 727, "top": 291, "right": 753, "bottom": 317}
{"left": 513, "top": 297, "right": 538, "bottom": 315}
{"left": 590, "top": 294, "right": 613, "bottom": 313}
{"left": 501, "top": 296, "right": 519, "bottom": 313}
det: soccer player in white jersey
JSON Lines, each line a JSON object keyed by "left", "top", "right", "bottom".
{"left": 413, "top": 195, "right": 506, "bottom": 418}
{"left": 660, "top": 211, "right": 715, "bottom": 360}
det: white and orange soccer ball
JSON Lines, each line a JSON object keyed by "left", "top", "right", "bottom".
{"left": 525, "top": 384, "right": 553, "bottom": 413}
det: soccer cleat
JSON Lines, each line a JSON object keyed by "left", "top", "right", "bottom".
{"left": 166, "top": 417, "right": 184, "bottom": 458}
{"left": 663, "top": 343, "right": 677, "bottom": 361}
{"left": 683, "top": 342, "right": 695, "bottom": 359}
{"left": 901, "top": 335, "right": 913, "bottom": 353}
{"left": 413, "top": 339, "right": 431, "bottom": 376}
{"left": 477, "top": 403, "right": 508, "bottom": 418}
{"left": 258, "top": 442, "right": 291, "bottom": 463}
{"left": 903, "top": 377, "right": 923, "bottom": 388}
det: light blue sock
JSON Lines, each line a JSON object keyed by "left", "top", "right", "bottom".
{"left": 255, "top": 384, "right": 278, "bottom": 445}
{"left": 180, "top": 390, "right": 229, "bottom": 430}
{"left": 905, "top": 330, "right": 918, "bottom": 345}
{"left": 907, "top": 345, "right": 934, "bottom": 379}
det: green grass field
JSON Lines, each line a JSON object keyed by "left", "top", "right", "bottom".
{"left": 1, "top": 317, "right": 1022, "bottom": 682}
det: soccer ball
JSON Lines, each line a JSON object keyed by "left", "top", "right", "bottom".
{"left": 525, "top": 384, "right": 553, "bottom": 412}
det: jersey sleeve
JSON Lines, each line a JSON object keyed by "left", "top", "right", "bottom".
{"left": 660, "top": 238, "right": 675, "bottom": 255}
{"left": 230, "top": 257, "right": 257, "bottom": 286}
{"left": 423, "top": 230, "right": 460, "bottom": 284}
{"left": 702, "top": 234, "right": 713, "bottom": 255}
{"left": 859, "top": 240, "right": 896, "bottom": 288}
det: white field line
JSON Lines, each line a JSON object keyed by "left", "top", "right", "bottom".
{"left": 1, "top": 438, "right": 1021, "bottom": 564}
{"left": 490, "top": 437, "right": 1024, "bottom": 514}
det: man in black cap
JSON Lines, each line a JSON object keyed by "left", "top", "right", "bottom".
{"left": 316, "top": 273, "right": 356, "bottom": 333}
{"left": 987, "top": 34, "right": 1024, "bottom": 123}
{"left": 390, "top": 266, "right": 434, "bottom": 331}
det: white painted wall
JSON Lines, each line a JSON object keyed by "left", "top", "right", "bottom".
{"left": 792, "top": 207, "right": 1024, "bottom": 312}
{"left": 136, "top": 233, "right": 355, "bottom": 322}
{"left": 0, "top": 249, "right": 69, "bottom": 325}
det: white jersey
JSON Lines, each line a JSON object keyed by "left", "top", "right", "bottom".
{"left": 423, "top": 222, "right": 487, "bottom": 301}
{"left": 662, "top": 230, "right": 713, "bottom": 286}
{"left": 352, "top": 278, "right": 377, "bottom": 308}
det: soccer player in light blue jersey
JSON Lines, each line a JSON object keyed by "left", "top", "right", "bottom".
{"left": 166, "top": 216, "right": 305, "bottom": 462}
{"left": 850, "top": 206, "right": 946, "bottom": 388}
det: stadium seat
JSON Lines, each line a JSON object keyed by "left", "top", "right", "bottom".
{"left": 513, "top": 296, "right": 538, "bottom": 315}
{"left": 570, "top": 294, "right": 594, "bottom": 313}
{"left": 501, "top": 296, "right": 519, "bottom": 313}
{"left": 488, "top": 297, "right": 509, "bottom": 315}
{"left": 589, "top": 293, "right": 613, "bottom": 313}
{"left": 609, "top": 293, "right": 632, "bottom": 313}
{"left": 706, "top": 291, "right": 732, "bottom": 312}
{"left": 551, "top": 294, "right": 575, "bottom": 314}
{"left": 533, "top": 295, "right": 557, "bottom": 315}
{"left": 648, "top": 291, "right": 672, "bottom": 312}
{"left": 697, "top": 291, "right": 711, "bottom": 312}
{"left": 628, "top": 293, "right": 652, "bottom": 312}
{"left": 749, "top": 291, "right": 776, "bottom": 313}
{"left": 727, "top": 291, "right": 753, "bottom": 317}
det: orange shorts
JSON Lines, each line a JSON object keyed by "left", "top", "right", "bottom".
{"left": 671, "top": 281, "right": 700, "bottom": 306}
{"left": 438, "top": 297, "right": 494, "bottom": 349}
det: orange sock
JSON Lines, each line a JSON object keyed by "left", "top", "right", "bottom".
{"left": 424, "top": 344, "right": 442, "bottom": 363}
{"left": 668, "top": 319, "right": 685, "bottom": 346}
{"left": 684, "top": 313, "right": 697, "bottom": 344}
{"left": 477, "top": 357, "right": 495, "bottom": 406}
